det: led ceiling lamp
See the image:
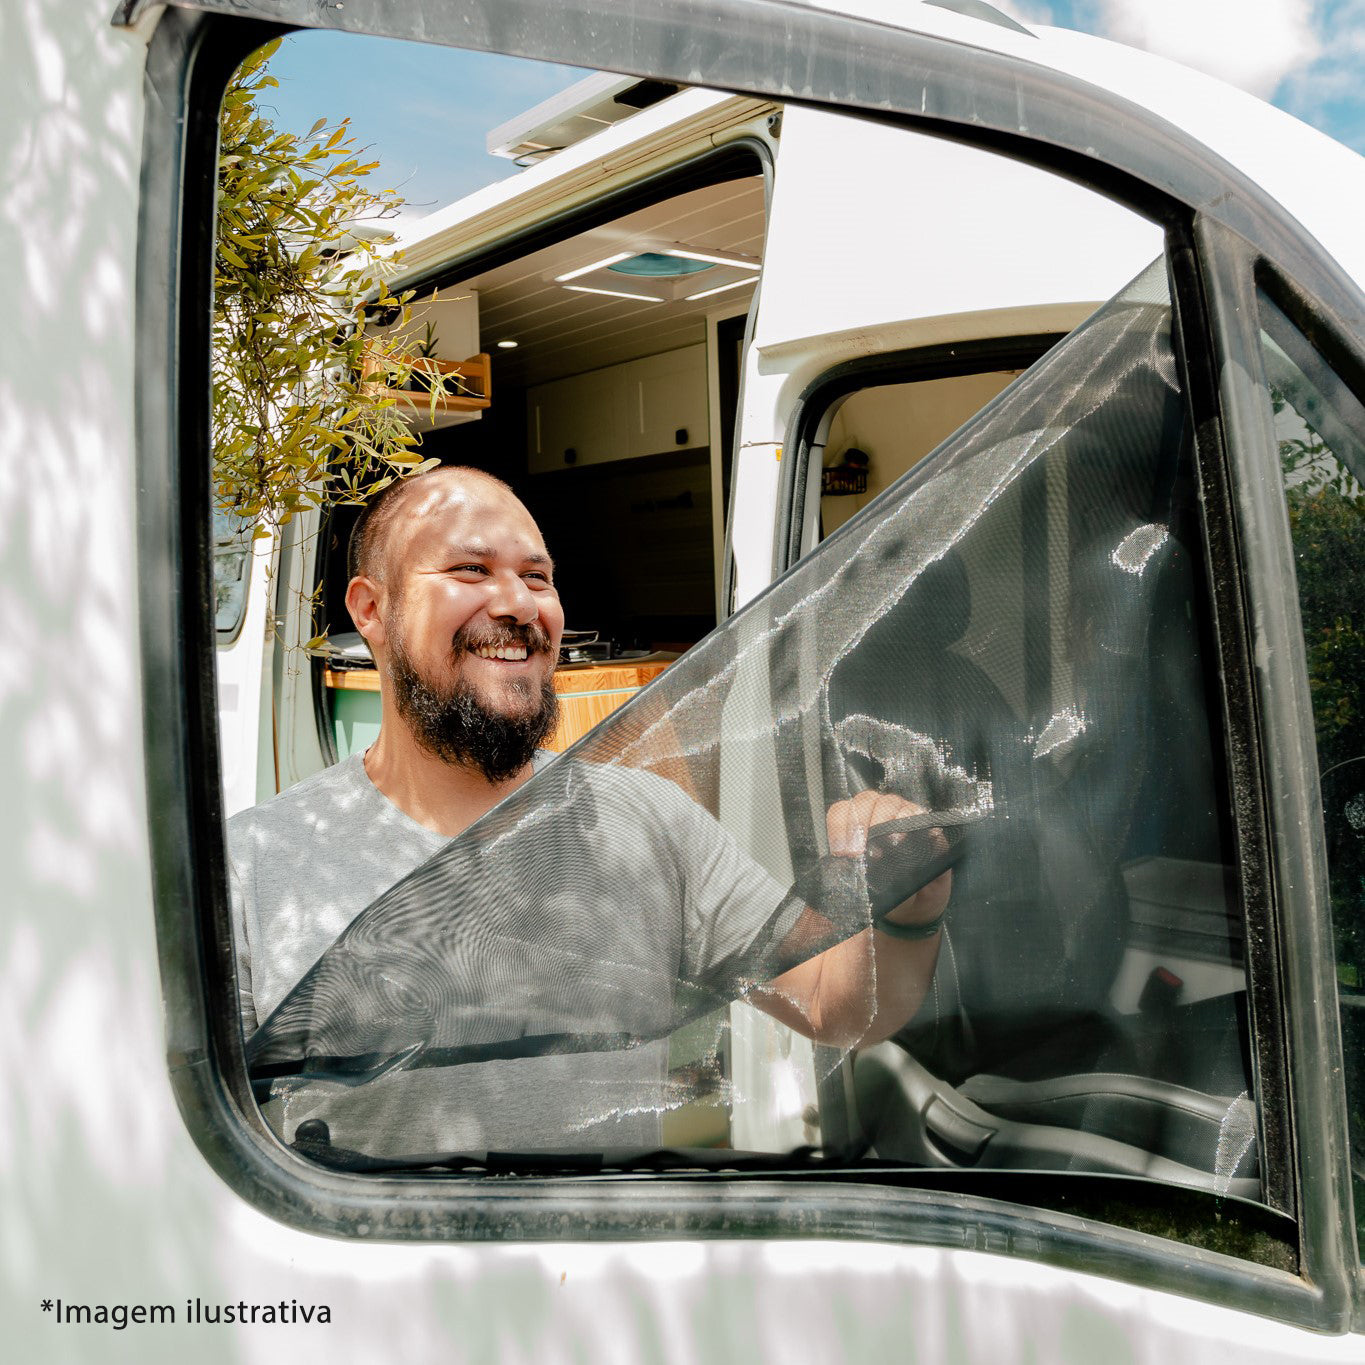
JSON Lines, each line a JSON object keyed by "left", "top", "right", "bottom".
{"left": 607, "top": 252, "right": 713, "bottom": 278}
{"left": 684, "top": 277, "right": 759, "bottom": 301}
{"left": 563, "top": 284, "right": 664, "bottom": 303}
{"left": 550, "top": 242, "right": 760, "bottom": 303}
{"left": 660, "top": 247, "right": 761, "bottom": 271}
{"left": 553, "top": 251, "right": 635, "bottom": 283}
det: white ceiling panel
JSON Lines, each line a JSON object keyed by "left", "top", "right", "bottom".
{"left": 432, "top": 176, "right": 767, "bottom": 390}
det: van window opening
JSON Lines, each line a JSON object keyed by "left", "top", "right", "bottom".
{"left": 200, "top": 24, "right": 1294, "bottom": 1273}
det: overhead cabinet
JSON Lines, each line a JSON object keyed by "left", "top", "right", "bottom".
{"left": 527, "top": 344, "right": 708, "bottom": 472}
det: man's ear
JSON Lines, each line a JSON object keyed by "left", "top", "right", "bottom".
{"left": 346, "top": 575, "right": 386, "bottom": 651}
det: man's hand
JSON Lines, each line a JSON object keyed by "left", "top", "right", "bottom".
{"left": 825, "top": 790, "right": 952, "bottom": 932}
{"left": 755, "top": 791, "right": 953, "bottom": 1048}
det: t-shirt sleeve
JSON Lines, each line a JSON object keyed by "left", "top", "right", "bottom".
{"left": 644, "top": 776, "right": 798, "bottom": 986}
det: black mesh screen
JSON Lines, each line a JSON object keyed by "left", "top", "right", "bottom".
{"left": 243, "top": 261, "right": 1258, "bottom": 1193}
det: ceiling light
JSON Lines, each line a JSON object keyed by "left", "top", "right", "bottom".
{"left": 496, "top": 339, "right": 519, "bottom": 349}
{"left": 608, "top": 252, "right": 713, "bottom": 278}
{"left": 554, "top": 251, "right": 634, "bottom": 283}
{"left": 564, "top": 284, "right": 664, "bottom": 303}
{"left": 662, "top": 247, "right": 760, "bottom": 270}
{"left": 683, "top": 277, "right": 758, "bottom": 301}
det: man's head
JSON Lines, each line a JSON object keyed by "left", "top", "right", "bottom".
{"left": 345, "top": 467, "right": 564, "bottom": 782}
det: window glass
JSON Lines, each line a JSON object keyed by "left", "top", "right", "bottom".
{"left": 213, "top": 507, "right": 255, "bottom": 638}
{"left": 1260, "top": 289, "right": 1365, "bottom": 1253}
{"left": 241, "top": 260, "right": 1259, "bottom": 1203}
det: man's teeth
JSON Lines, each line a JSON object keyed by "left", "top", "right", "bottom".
{"left": 472, "top": 645, "right": 529, "bottom": 660}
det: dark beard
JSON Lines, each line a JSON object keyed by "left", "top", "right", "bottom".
{"left": 388, "top": 625, "right": 559, "bottom": 784}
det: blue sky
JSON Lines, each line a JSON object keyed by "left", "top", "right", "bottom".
{"left": 262, "top": 1, "right": 1365, "bottom": 221}
{"left": 1027, "top": 0, "right": 1365, "bottom": 150}
{"left": 261, "top": 35, "right": 587, "bottom": 218}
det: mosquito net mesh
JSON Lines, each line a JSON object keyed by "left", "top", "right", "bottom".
{"left": 242, "top": 260, "right": 1257, "bottom": 1192}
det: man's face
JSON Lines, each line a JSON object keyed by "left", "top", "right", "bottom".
{"left": 374, "top": 475, "right": 565, "bottom": 777}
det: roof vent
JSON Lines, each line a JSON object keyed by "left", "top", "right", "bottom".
{"left": 487, "top": 71, "right": 685, "bottom": 165}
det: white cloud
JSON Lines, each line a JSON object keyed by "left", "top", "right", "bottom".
{"left": 991, "top": 0, "right": 1056, "bottom": 25}
{"left": 1096, "top": 0, "right": 1320, "bottom": 97}
{"left": 1275, "top": 1, "right": 1365, "bottom": 145}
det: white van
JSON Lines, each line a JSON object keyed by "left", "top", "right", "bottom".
{"left": 10, "top": 0, "right": 1364, "bottom": 1358}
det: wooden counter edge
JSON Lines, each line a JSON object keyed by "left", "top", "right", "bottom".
{"left": 323, "top": 662, "right": 670, "bottom": 694}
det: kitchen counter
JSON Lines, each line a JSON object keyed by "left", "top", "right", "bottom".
{"left": 323, "top": 660, "right": 672, "bottom": 756}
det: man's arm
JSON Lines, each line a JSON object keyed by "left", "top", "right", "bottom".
{"left": 746, "top": 790, "right": 951, "bottom": 1049}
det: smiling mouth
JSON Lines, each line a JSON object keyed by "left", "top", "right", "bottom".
{"left": 470, "top": 644, "right": 530, "bottom": 661}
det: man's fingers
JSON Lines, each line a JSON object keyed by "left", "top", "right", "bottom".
{"left": 827, "top": 791, "right": 931, "bottom": 857}
{"left": 867, "top": 794, "right": 914, "bottom": 856}
{"left": 826, "top": 803, "right": 866, "bottom": 857}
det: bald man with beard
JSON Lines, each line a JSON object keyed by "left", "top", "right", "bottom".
{"left": 229, "top": 466, "right": 950, "bottom": 1153}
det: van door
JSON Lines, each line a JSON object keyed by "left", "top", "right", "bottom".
{"left": 127, "top": 0, "right": 1363, "bottom": 1348}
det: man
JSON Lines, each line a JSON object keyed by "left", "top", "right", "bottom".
{"left": 230, "top": 466, "right": 949, "bottom": 1152}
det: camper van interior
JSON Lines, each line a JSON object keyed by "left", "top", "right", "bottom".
{"left": 299, "top": 124, "right": 769, "bottom": 762}
{"left": 323, "top": 167, "right": 767, "bottom": 658}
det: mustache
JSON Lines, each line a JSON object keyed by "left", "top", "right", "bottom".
{"left": 451, "top": 623, "right": 554, "bottom": 655}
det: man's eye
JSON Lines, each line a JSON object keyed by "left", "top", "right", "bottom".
{"left": 448, "top": 564, "right": 488, "bottom": 575}
{"left": 523, "top": 571, "right": 551, "bottom": 584}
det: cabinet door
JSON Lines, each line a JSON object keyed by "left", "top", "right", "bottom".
{"left": 529, "top": 346, "right": 707, "bottom": 471}
{"left": 529, "top": 366, "right": 631, "bottom": 472}
{"left": 634, "top": 343, "right": 708, "bottom": 455}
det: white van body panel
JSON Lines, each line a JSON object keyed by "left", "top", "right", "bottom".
{"left": 8, "top": 0, "right": 1363, "bottom": 1357}
{"left": 804, "top": 1, "right": 1365, "bottom": 286}
{"left": 726, "top": 103, "right": 1167, "bottom": 608}
{"left": 751, "top": 105, "right": 1166, "bottom": 354}
{"left": 216, "top": 533, "right": 275, "bottom": 815}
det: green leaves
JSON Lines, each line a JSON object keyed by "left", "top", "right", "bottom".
{"left": 212, "top": 40, "right": 451, "bottom": 541}
{"left": 1278, "top": 402, "right": 1365, "bottom": 972}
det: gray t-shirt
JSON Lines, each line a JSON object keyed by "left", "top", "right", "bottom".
{"left": 228, "top": 751, "right": 789, "bottom": 1155}
{"left": 231, "top": 751, "right": 481, "bottom": 1034}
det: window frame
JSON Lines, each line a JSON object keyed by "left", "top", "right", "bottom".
{"left": 1226, "top": 246, "right": 1365, "bottom": 1320}
{"left": 1256, "top": 275, "right": 1365, "bottom": 1292}
{"left": 1191, "top": 227, "right": 1365, "bottom": 1329}
{"left": 129, "top": 0, "right": 1360, "bottom": 1330}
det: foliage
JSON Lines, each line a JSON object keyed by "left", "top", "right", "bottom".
{"left": 1277, "top": 399, "right": 1365, "bottom": 970}
{"left": 1277, "top": 392, "right": 1365, "bottom": 1238}
{"left": 212, "top": 39, "right": 448, "bottom": 537}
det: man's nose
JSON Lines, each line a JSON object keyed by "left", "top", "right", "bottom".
{"left": 486, "top": 571, "right": 538, "bottom": 624}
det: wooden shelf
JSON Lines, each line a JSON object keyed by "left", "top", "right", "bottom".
{"left": 323, "top": 668, "right": 382, "bottom": 692}
{"left": 359, "top": 347, "right": 492, "bottom": 416}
